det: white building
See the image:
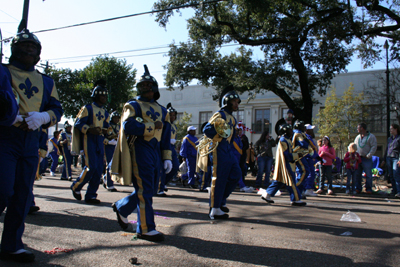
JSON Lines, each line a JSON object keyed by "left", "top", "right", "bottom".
{"left": 158, "top": 69, "right": 391, "bottom": 158}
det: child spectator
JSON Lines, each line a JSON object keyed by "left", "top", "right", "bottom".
{"left": 343, "top": 143, "right": 362, "bottom": 194}
{"left": 316, "top": 136, "right": 336, "bottom": 195}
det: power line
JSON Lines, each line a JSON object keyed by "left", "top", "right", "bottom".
{"left": 52, "top": 51, "right": 169, "bottom": 65}
{"left": 1, "top": 0, "right": 225, "bottom": 42}
{"left": 0, "top": 8, "right": 19, "bottom": 22}
{"left": 48, "top": 43, "right": 241, "bottom": 65}
{"left": 49, "top": 44, "right": 171, "bottom": 61}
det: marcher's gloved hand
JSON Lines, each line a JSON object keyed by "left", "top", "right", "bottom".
{"left": 170, "top": 138, "right": 176, "bottom": 145}
{"left": 164, "top": 160, "right": 172, "bottom": 174}
{"left": 12, "top": 115, "right": 24, "bottom": 125}
{"left": 108, "top": 139, "right": 118, "bottom": 146}
{"left": 25, "top": 111, "right": 50, "bottom": 130}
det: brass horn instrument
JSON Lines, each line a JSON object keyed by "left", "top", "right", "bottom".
{"left": 293, "top": 146, "right": 314, "bottom": 163}
{"left": 197, "top": 136, "right": 218, "bottom": 157}
{"left": 196, "top": 117, "right": 231, "bottom": 157}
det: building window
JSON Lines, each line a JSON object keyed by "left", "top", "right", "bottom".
{"left": 362, "top": 105, "right": 384, "bottom": 133}
{"left": 254, "top": 109, "right": 271, "bottom": 133}
{"left": 232, "top": 110, "right": 244, "bottom": 123}
{"left": 176, "top": 112, "right": 184, "bottom": 122}
{"left": 199, "top": 111, "right": 213, "bottom": 133}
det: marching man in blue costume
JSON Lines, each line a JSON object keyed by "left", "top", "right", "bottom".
{"left": 157, "top": 103, "right": 180, "bottom": 196}
{"left": 202, "top": 85, "right": 242, "bottom": 220}
{"left": 111, "top": 65, "right": 172, "bottom": 242}
{"left": 292, "top": 120, "right": 310, "bottom": 197}
{"left": 303, "top": 124, "right": 319, "bottom": 197}
{"left": 180, "top": 126, "right": 199, "bottom": 188}
{"left": 103, "top": 111, "right": 120, "bottom": 192}
{"left": 0, "top": 29, "right": 63, "bottom": 263}
{"left": 260, "top": 124, "right": 306, "bottom": 206}
{"left": 59, "top": 121, "right": 73, "bottom": 181}
{"left": 71, "top": 84, "right": 111, "bottom": 204}
{"left": 48, "top": 130, "right": 61, "bottom": 177}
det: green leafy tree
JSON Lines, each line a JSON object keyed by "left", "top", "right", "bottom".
{"left": 46, "top": 67, "right": 90, "bottom": 118}
{"left": 174, "top": 112, "right": 193, "bottom": 145}
{"left": 153, "top": 0, "right": 355, "bottom": 123}
{"left": 315, "top": 84, "right": 365, "bottom": 157}
{"left": 46, "top": 55, "right": 136, "bottom": 117}
{"left": 349, "top": 1, "right": 400, "bottom": 68}
{"left": 83, "top": 55, "right": 137, "bottom": 112}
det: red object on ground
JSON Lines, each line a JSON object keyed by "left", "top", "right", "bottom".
{"left": 44, "top": 247, "right": 74, "bottom": 254}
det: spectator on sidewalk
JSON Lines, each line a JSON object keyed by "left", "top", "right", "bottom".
{"left": 354, "top": 123, "right": 377, "bottom": 194}
{"left": 316, "top": 136, "right": 336, "bottom": 195}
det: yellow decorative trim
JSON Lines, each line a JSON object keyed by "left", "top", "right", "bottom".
{"left": 233, "top": 141, "right": 242, "bottom": 155}
{"left": 162, "top": 150, "right": 172, "bottom": 161}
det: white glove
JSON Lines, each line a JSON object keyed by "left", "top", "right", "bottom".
{"left": 25, "top": 111, "right": 50, "bottom": 130}
{"left": 164, "top": 160, "right": 172, "bottom": 174}
{"left": 170, "top": 138, "right": 176, "bottom": 145}
{"left": 12, "top": 115, "right": 23, "bottom": 125}
{"left": 108, "top": 139, "right": 118, "bottom": 146}
{"left": 80, "top": 150, "right": 85, "bottom": 156}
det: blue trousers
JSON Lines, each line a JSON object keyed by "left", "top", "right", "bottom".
{"left": 255, "top": 155, "right": 274, "bottom": 187}
{"left": 295, "top": 157, "right": 310, "bottom": 193}
{"left": 186, "top": 155, "right": 197, "bottom": 185}
{"left": 346, "top": 169, "right": 357, "bottom": 192}
{"left": 61, "top": 148, "right": 72, "bottom": 179}
{"left": 103, "top": 144, "right": 116, "bottom": 188}
{"left": 199, "top": 165, "right": 212, "bottom": 190}
{"left": 304, "top": 157, "right": 316, "bottom": 190}
{"left": 210, "top": 147, "right": 241, "bottom": 208}
{"left": 386, "top": 157, "right": 400, "bottom": 194}
{"left": 356, "top": 157, "right": 373, "bottom": 192}
{"left": 159, "top": 147, "right": 179, "bottom": 192}
{"left": 39, "top": 156, "right": 48, "bottom": 175}
{"left": 0, "top": 126, "right": 39, "bottom": 252}
{"left": 114, "top": 141, "right": 160, "bottom": 234}
{"left": 49, "top": 151, "right": 58, "bottom": 172}
{"left": 71, "top": 136, "right": 104, "bottom": 200}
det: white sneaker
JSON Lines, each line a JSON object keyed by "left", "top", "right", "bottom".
{"left": 345, "top": 189, "right": 350, "bottom": 194}
{"left": 209, "top": 207, "right": 228, "bottom": 220}
{"left": 275, "top": 190, "right": 282, "bottom": 196}
{"left": 303, "top": 189, "right": 318, "bottom": 197}
{"left": 240, "top": 186, "right": 254, "bottom": 193}
{"left": 50, "top": 171, "right": 55, "bottom": 176}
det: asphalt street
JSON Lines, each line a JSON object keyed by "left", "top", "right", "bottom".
{"left": 1, "top": 171, "right": 400, "bottom": 267}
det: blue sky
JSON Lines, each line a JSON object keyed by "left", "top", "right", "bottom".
{"left": 0, "top": 0, "right": 386, "bottom": 88}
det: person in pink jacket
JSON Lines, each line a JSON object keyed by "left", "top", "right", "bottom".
{"left": 316, "top": 136, "right": 336, "bottom": 195}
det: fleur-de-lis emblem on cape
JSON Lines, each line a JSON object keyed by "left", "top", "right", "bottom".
{"left": 96, "top": 111, "right": 104, "bottom": 121}
{"left": 19, "top": 78, "right": 39, "bottom": 99}
{"left": 146, "top": 107, "right": 160, "bottom": 121}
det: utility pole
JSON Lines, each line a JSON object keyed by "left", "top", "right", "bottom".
{"left": 384, "top": 40, "right": 390, "bottom": 139}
